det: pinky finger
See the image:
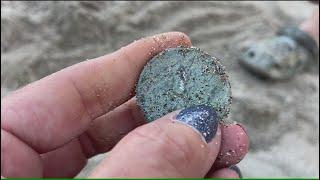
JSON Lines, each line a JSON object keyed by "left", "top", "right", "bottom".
{"left": 207, "top": 165, "right": 242, "bottom": 178}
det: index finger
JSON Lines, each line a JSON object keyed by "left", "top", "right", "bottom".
{"left": 1, "top": 32, "right": 192, "bottom": 153}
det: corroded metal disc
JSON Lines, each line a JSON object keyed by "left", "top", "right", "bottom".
{"left": 136, "top": 47, "right": 232, "bottom": 123}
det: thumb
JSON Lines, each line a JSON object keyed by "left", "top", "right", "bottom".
{"left": 89, "top": 105, "right": 221, "bottom": 178}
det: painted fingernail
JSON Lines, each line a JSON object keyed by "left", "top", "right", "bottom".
{"left": 175, "top": 105, "right": 218, "bottom": 143}
{"left": 229, "top": 165, "right": 242, "bottom": 178}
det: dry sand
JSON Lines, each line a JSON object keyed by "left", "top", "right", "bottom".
{"left": 1, "top": 1, "right": 319, "bottom": 177}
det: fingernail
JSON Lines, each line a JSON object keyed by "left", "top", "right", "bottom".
{"left": 175, "top": 105, "right": 218, "bottom": 143}
{"left": 229, "top": 165, "right": 242, "bottom": 178}
{"left": 236, "top": 123, "right": 248, "bottom": 135}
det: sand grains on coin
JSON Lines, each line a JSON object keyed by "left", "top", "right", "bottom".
{"left": 136, "top": 47, "right": 232, "bottom": 123}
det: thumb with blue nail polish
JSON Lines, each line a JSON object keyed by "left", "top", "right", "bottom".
{"left": 175, "top": 105, "right": 219, "bottom": 143}
{"left": 90, "top": 105, "right": 248, "bottom": 178}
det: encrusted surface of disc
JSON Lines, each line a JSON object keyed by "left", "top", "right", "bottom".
{"left": 136, "top": 47, "right": 232, "bottom": 123}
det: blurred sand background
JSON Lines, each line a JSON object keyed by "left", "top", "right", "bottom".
{"left": 1, "top": 1, "right": 319, "bottom": 177}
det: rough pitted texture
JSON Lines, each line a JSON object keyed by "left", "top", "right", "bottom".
{"left": 136, "top": 47, "right": 231, "bottom": 123}
{"left": 1, "top": 1, "right": 318, "bottom": 178}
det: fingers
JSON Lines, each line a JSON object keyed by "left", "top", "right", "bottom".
{"left": 85, "top": 101, "right": 249, "bottom": 162}
{"left": 36, "top": 98, "right": 143, "bottom": 178}
{"left": 212, "top": 123, "right": 249, "bottom": 169}
{"left": 85, "top": 97, "right": 146, "bottom": 155}
{"left": 1, "top": 32, "right": 192, "bottom": 153}
{"left": 40, "top": 97, "right": 144, "bottom": 177}
{"left": 90, "top": 106, "right": 221, "bottom": 178}
{"left": 41, "top": 139, "right": 87, "bottom": 178}
{"left": 1, "top": 130, "right": 42, "bottom": 177}
{"left": 39, "top": 103, "right": 249, "bottom": 178}
{"left": 207, "top": 165, "right": 242, "bottom": 178}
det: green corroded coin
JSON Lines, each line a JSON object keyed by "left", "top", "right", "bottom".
{"left": 136, "top": 47, "right": 232, "bottom": 123}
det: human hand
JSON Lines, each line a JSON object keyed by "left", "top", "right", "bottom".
{"left": 1, "top": 32, "right": 249, "bottom": 178}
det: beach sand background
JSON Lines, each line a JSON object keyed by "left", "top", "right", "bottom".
{"left": 1, "top": 1, "right": 319, "bottom": 177}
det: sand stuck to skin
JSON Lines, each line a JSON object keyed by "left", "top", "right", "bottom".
{"left": 1, "top": 1, "right": 319, "bottom": 177}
